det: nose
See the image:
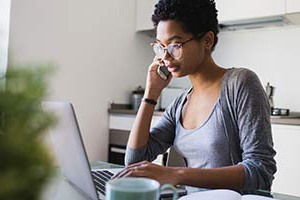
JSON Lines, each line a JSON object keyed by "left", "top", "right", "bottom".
{"left": 162, "top": 48, "right": 173, "bottom": 62}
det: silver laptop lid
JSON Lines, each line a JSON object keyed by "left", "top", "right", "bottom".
{"left": 42, "top": 101, "right": 99, "bottom": 200}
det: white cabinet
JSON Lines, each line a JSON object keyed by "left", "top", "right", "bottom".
{"left": 136, "top": 0, "right": 158, "bottom": 31}
{"left": 286, "top": 0, "right": 300, "bottom": 14}
{"left": 136, "top": 0, "right": 293, "bottom": 31}
{"left": 109, "top": 114, "right": 161, "bottom": 131}
{"left": 216, "top": 0, "right": 285, "bottom": 23}
{"left": 271, "top": 124, "right": 300, "bottom": 197}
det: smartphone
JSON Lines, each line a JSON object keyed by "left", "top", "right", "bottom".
{"left": 157, "top": 65, "right": 170, "bottom": 80}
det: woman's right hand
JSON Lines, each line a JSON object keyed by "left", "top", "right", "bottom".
{"left": 144, "top": 57, "right": 172, "bottom": 101}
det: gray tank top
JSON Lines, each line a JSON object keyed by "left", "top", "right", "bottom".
{"left": 173, "top": 94, "right": 232, "bottom": 169}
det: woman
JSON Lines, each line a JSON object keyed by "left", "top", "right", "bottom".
{"left": 114, "top": 0, "right": 276, "bottom": 192}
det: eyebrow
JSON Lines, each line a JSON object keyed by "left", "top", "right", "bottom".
{"left": 156, "top": 35, "right": 184, "bottom": 43}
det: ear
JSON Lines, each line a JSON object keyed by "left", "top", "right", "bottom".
{"left": 203, "top": 31, "right": 215, "bottom": 51}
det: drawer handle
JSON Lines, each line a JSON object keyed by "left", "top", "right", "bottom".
{"left": 111, "top": 147, "right": 126, "bottom": 154}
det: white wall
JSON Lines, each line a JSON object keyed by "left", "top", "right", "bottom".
{"left": 212, "top": 25, "right": 300, "bottom": 112}
{"left": 8, "top": 0, "right": 154, "bottom": 161}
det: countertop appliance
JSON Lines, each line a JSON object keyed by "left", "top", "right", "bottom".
{"left": 265, "top": 82, "right": 289, "bottom": 116}
{"left": 131, "top": 86, "right": 144, "bottom": 111}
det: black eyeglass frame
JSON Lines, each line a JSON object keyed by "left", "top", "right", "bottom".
{"left": 150, "top": 32, "right": 206, "bottom": 59}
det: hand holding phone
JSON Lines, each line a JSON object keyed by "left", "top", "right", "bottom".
{"left": 157, "top": 64, "right": 170, "bottom": 80}
{"left": 144, "top": 58, "right": 171, "bottom": 100}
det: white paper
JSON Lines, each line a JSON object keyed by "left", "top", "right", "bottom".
{"left": 179, "top": 189, "right": 278, "bottom": 200}
{"left": 242, "top": 194, "right": 278, "bottom": 200}
{"left": 179, "top": 189, "right": 242, "bottom": 200}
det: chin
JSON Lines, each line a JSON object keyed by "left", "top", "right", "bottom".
{"left": 171, "top": 71, "right": 187, "bottom": 78}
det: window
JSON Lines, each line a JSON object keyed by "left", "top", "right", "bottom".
{"left": 0, "top": 0, "right": 11, "bottom": 89}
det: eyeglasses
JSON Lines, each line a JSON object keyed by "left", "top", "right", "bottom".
{"left": 151, "top": 32, "right": 206, "bottom": 59}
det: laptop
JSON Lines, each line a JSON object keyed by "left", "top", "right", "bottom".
{"left": 42, "top": 101, "right": 186, "bottom": 200}
{"left": 42, "top": 101, "right": 122, "bottom": 199}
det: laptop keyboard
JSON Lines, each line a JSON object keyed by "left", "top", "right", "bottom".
{"left": 91, "top": 170, "right": 187, "bottom": 198}
{"left": 91, "top": 170, "right": 114, "bottom": 195}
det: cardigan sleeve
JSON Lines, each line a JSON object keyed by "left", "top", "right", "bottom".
{"left": 125, "top": 92, "right": 185, "bottom": 166}
{"left": 233, "top": 69, "right": 277, "bottom": 191}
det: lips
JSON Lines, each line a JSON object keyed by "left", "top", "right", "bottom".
{"left": 167, "top": 64, "right": 179, "bottom": 72}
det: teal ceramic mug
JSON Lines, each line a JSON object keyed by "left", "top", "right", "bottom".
{"left": 105, "top": 177, "right": 178, "bottom": 200}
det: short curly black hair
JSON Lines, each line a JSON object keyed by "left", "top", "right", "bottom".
{"left": 152, "top": 0, "right": 219, "bottom": 50}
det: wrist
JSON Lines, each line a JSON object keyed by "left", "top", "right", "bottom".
{"left": 142, "top": 98, "right": 157, "bottom": 106}
{"left": 172, "top": 167, "right": 186, "bottom": 185}
{"left": 144, "top": 90, "right": 160, "bottom": 101}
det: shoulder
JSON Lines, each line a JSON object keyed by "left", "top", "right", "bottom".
{"left": 221, "top": 67, "right": 267, "bottom": 112}
{"left": 224, "top": 68, "right": 262, "bottom": 93}
{"left": 226, "top": 68, "right": 260, "bottom": 86}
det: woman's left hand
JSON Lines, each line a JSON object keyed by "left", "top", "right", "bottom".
{"left": 111, "top": 161, "right": 179, "bottom": 185}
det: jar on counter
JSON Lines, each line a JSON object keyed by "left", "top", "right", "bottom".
{"left": 131, "top": 86, "right": 144, "bottom": 111}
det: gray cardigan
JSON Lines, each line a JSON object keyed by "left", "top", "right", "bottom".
{"left": 125, "top": 68, "right": 277, "bottom": 191}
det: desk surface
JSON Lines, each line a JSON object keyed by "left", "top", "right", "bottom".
{"left": 41, "top": 161, "right": 300, "bottom": 200}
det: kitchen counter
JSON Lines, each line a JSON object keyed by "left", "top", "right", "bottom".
{"left": 109, "top": 104, "right": 300, "bottom": 126}
{"left": 108, "top": 103, "right": 163, "bottom": 116}
{"left": 271, "top": 112, "right": 300, "bottom": 126}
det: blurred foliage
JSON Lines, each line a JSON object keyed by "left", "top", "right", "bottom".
{"left": 0, "top": 65, "right": 56, "bottom": 200}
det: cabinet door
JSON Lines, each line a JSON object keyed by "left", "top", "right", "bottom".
{"left": 136, "top": 0, "right": 158, "bottom": 31}
{"left": 109, "top": 114, "right": 161, "bottom": 131}
{"left": 286, "top": 0, "right": 300, "bottom": 14}
{"left": 215, "top": 0, "right": 285, "bottom": 23}
{"left": 271, "top": 124, "right": 300, "bottom": 197}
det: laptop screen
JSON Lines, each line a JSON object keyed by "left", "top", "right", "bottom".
{"left": 42, "top": 101, "right": 99, "bottom": 200}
